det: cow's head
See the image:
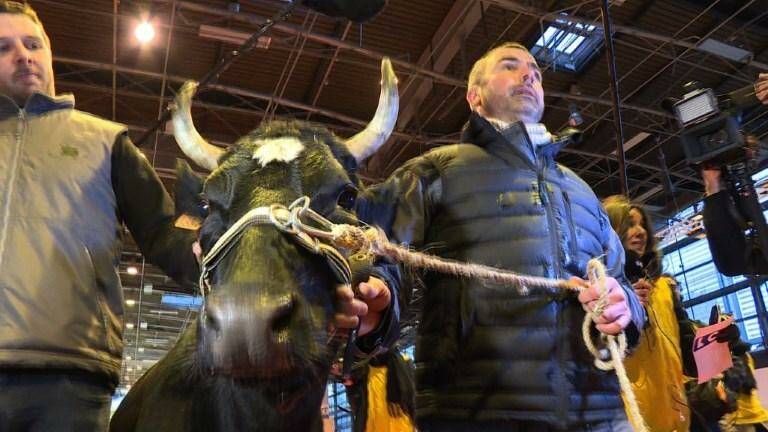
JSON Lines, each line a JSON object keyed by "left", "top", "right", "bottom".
{"left": 170, "top": 59, "right": 397, "bottom": 395}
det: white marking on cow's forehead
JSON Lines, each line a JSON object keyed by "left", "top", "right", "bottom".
{"left": 252, "top": 137, "right": 305, "bottom": 167}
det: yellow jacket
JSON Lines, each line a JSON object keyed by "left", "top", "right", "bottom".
{"left": 364, "top": 365, "right": 414, "bottom": 432}
{"left": 732, "top": 353, "right": 768, "bottom": 425}
{"left": 624, "top": 277, "right": 690, "bottom": 431}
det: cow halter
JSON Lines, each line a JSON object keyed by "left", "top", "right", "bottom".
{"left": 197, "top": 196, "right": 371, "bottom": 380}
{"left": 198, "top": 196, "right": 355, "bottom": 300}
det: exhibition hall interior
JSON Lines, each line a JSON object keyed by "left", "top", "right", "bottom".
{"left": 16, "top": 0, "right": 768, "bottom": 429}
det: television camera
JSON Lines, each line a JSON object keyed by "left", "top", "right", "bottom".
{"left": 670, "top": 81, "right": 768, "bottom": 273}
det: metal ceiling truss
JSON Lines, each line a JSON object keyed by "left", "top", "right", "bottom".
{"left": 568, "top": 0, "right": 765, "bottom": 202}
{"left": 54, "top": 56, "right": 443, "bottom": 142}
{"left": 485, "top": 0, "right": 768, "bottom": 70}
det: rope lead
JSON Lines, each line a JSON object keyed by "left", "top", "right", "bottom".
{"left": 330, "top": 225, "right": 648, "bottom": 431}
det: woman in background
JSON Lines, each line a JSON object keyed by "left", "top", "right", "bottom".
{"left": 603, "top": 195, "right": 691, "bottom": 431}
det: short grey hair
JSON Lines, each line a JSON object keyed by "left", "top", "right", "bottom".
{"left": 467, "top": 42, "right": 531, "bottom": 89}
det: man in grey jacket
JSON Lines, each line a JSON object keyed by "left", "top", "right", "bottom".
{"left": 0, "top": 2, "right": 200, "bottom": 431}
{"left": 359, "top": 42, "right": 645, "bottom": 431}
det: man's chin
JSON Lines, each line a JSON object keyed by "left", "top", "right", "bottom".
{"left": 7, "top": 87, "right": 46, "bottom": 105}
{"left": 509, "top": 104, "right": 543, "bottom": 124}
{"left": 519, "top": 112, "right": 543, "bottom": 124}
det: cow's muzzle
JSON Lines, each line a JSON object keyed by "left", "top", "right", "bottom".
{"left": 201, "top": 292, "right": 302, "bottom": 377}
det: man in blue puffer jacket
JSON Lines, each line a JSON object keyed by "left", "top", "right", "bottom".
{"left": 358, "top": 42, "right": 645, "bottom": 431}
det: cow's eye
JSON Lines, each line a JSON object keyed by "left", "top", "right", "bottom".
{"left": 199, "top": 194, "right": 211, "bottom": 218}
{"left": 337, "top": 186, "right": 358, "bottom": 211}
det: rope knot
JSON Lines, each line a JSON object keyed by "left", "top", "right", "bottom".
{"left": 331, "top": 225, "right": 367, "bottom": 250}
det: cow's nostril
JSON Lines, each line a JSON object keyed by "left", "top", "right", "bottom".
{"left": 269, "top": 294, "right": 297, "bottom": 335}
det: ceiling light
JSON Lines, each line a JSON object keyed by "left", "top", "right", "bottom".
{"left": 198, "top": 24, "right": 271, "bottom": 49}
{"left": 135, "top": 21, "right": 156, "bottom": 44}
{"left": 150, "top": 309, "right": 178, "bottom": 316}
{"left": 126, "top": 323, "right": 135, "bottom": 329}
{"left": 126, "top": 266, "right": 138, "bottom": 275}
{"left": 568, "top": 103, "right": 583, "bottom": 127}
{"left": 126, "top": 299, "right": 136, "bottom": 307}
{"left": 698, "top": 38, "right": 751, "bottom": 63}
{"left": 610, "top": 132, "right": 650, "bottom": 156}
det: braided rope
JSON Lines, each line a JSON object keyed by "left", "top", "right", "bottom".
{"left": 333, "top": 226, "right": 582, "bottom": 294}
{"left": 584, "top": 260, "right": 648, "bottom": 432}
{"left": 330, "top": 225, "right": 648, "bottom": 431}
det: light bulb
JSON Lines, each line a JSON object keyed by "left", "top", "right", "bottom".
{"left": 135, "top": 21, "right": 155, "bottom": 44}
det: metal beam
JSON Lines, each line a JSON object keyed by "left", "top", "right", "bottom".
{"left": 569, "top": 0, "right": 757, "bottom": 180}
{"left": 484, "top": 0, "right": 768, "bottom": 71}
{"left": 584, "top": 1, "right": 762, "bottom": 194}
{"left": 304, "top": 21, "right": 352, "bottom": 114}
{"left": 177, "top": 1, "right": 467, "bottom": 87}
{"left": 174, "top": 1, "right": 669, "bottom": 118}
{"left": 600, "top": 0, "right": 628, "bottom": 194}
{"left": 53, "top": 55, "right": 434, "bottom": 143}
{"left": 397, "top": 0, "right": 489, "bottom": 130}
{"left": 561, "top": 148, "right": 702, "bottom": 185}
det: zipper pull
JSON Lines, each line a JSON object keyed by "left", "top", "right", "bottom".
{"left": 531, "top": 181, "right": 543, "bottom": 207}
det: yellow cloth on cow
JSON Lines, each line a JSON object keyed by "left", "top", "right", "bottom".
{"left": 733, "top": 354, "right": 768, "bottom": 425}
{"left": 624, "top": 277, "right": 690, "bottom": 432}
{"left": 365, "top": 365, "right": 414, "bottom": 432}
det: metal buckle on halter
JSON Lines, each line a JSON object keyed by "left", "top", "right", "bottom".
{"left": 269, "top": 204, "right": 295, "bottom": 234}
{"left": 288, "top": 196, "right": 336, "bottom": 241}
{"left": 199, "top": 196, "right": 354, "bottom": 293}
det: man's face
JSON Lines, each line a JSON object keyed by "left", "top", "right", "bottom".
{"left": 0, "top": 14, "right": 53, "bottom": 106}
{"left": 469, "top": 47, "right": 544, "bottom": 124}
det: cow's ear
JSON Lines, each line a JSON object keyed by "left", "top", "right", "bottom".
{"left": 174, "top": 159, "right": 206, "bottom": 231}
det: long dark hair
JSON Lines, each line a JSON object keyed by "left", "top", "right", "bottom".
{"left": 602, "top": 195, "right": 663, "bottom": 280}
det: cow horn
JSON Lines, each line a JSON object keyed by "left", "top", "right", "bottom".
{"left": 170, "top": 81, "right": 225, "bottom": 171}
{"left": 345, "top": 57, "right": 399, "bottom": 163}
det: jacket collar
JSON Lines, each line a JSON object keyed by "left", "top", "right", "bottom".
{"left": 0, "top": 92, "right": 75, "bottom": 121}
{"left": 460, "top": 112, "right": 538, "bottom": 169}
{"left": 460, "top": 112, "right": 566, "bottom": 168}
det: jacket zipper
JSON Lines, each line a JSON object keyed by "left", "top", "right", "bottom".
{"left": 535, "top": 153, "right": 570, "bottom": 426}
{"left": 0, "top": 111, "right": 26, "bottom": 269}
{"left": 537, "top": 173, "right": 561, "bottom": 278}
{"left": 562, "top": 191, "right": 579, "bottom": 265}
{"left": 540, "top": 178, "right": 569, "bottom": 424}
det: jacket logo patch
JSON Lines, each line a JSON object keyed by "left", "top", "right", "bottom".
{"left": 60, "top": 145, "right": 79, "bottom": 158}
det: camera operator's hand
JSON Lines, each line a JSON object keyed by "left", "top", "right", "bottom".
{"left": 756, "top": 73, "right": 768, "bottom": 105}
{"left": 701, "top": 165, "right": 723, "bottom": 196}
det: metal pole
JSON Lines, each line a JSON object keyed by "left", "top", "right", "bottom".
{"left": 599, "top": 0, "right": 628, "bottom": 195}
{"left": 134, "top": 1, "right": 299, "bottom": 147}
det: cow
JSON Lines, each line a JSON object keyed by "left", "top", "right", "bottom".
{"left": 109, "top": 58, "right": 399, "bottom": 432}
